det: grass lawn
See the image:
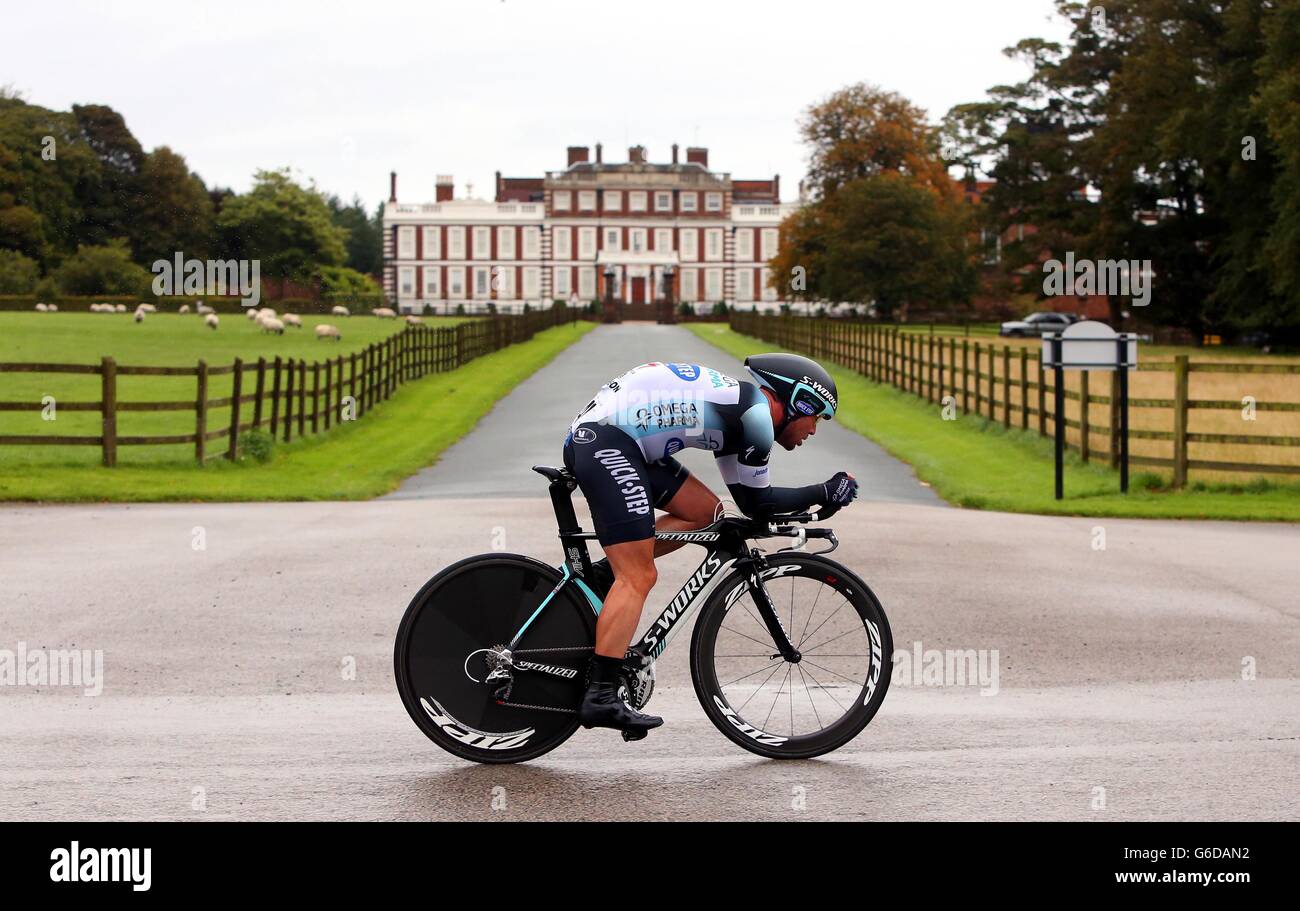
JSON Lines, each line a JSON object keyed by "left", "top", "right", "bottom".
{"left": 0, "top": 311, "right": 469, "bottom": 467}
{"left": 0, "top": 320, "right": 594, "bottom": 501}
{"left": 686, "top": 323, "right": 1300, "bottom": 521}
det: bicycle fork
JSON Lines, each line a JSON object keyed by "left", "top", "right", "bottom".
{"left": 736, "top": 551, "right": 802, "bottom": 664}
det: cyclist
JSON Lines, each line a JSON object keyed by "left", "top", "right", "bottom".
{"left": 561, "top": 354, "right": 859, "bottom": 735}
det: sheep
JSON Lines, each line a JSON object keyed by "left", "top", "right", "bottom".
{"left": 205, "top": 313, "right": 219, "bottom": 330}
{"left": 49, "top": 303, "right": 57, "bottom": 311}
{"left": 330, "top": 305, "right": 350, "bottom": 317}
{"left": 115, "top": 304, "right": 127, "bottom": 312}
{"left": 257, "top": 307, "right": 277, "bottom": 320}
{"left": 137, "top": 303, "right": 157, "bottom": 313}
{"left": 282, "top": 313, "right": 302, "bottom": 328}
{"left": 404, "top": 315, "right": 422, "bottom": 326}
{"left": 315, "top": 324, "right": 341, "bottom": 341}
{"left": 35, "top": 303, "right": 48, "bottom": 312}
{"left": 178, "top": 304, "right": 191, "bottom": 314}
{"left": 245, "top": 307, "right": 261, "bottom": 320}
{"left": 134, "top": 309, "right": 146, "bottom": 323}
{"left": 373, "top": 307, "right": 397, "bottom": 319}
{"left": 196, "top": 304, "right": 215, "bottom": 315}
{"left": 260, "top": 317, "right": 285, "bottom": 335}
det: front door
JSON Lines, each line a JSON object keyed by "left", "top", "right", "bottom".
{"left": 630, "top": 276, "right": 646, "bottom": 304}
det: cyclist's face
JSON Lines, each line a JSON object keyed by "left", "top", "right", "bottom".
{"left": 778, "top": 413, "right": 820, "bottom": 450}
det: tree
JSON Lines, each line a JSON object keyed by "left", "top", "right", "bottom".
{"left": 51, "top": 238, "right": 151, "bottom": 296}
{"left": 0, "top": 248, "right": 39, "bottom": 293}
{"left": 328, "top": 195, "right": 382, "bottom": 275}
{"left": 131, "top": 146, "right": 214, "bottom": 264}
{"left": 1257, "top": 0, "right": 1300, "bottom": 320}
{"left": 71, "top": 104, "right": 145, "bottom": 250}
{"left": 216, "top": 169, "right": 347, "bottom": 281}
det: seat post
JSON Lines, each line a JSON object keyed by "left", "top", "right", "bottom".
{"left": 548, "top": 476, "right": 581, "bottom": 536}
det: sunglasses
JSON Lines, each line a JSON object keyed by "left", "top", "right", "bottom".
{"left": 791, "top": 383, "right": 835, "bottom": 421}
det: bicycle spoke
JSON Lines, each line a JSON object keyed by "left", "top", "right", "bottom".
{"left": 720, "top": 660, "right": 783, "bottom": 689}
{"left": 796, "top": 576, "right": 825, "bottom": 646}
{"left": 795, "top": 662, "right": 851, "bottom": 715}
{"left": 798, "top": 597, "right": 851, "bottom": 650}
{"left": 796, "top": 664, "right": 824, "bottom": 730}
{"left": 719, "top": 624, "right": 778, "bottom": 654}
{"left": 735, "top": 661, "right": 785, "bottom": 714}
{"left": 762, "top": 664, "right": 792, "bottom": 733}
{"left": 802, "top": 626, "right": 865, "bottom": 656}
{"left": 799, "top": 656, "right": 866, "bottom": 689}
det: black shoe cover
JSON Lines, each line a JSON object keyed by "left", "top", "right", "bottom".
{"left": 578, "top": 682, "right": 663, "bottom": 733}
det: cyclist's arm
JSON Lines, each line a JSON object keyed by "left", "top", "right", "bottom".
{"left": 714, "top": 394, "right": 823, "bottom": 520}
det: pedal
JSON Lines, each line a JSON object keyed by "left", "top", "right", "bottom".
{"left": 621, "top": 729, "right": 648, "bottom": 742}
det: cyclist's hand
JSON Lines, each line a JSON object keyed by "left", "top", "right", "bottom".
{"left": 822, "top": 471, "right": 859, "bottom": 509}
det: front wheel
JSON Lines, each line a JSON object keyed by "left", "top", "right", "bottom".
{"left": 690, "top": 553, "right": 892, "bottom": 760}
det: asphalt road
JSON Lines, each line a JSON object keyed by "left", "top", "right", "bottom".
{"left": 2, "top": 498, "right": 1297, "bottom": 821}
{"left": 386, "top": 322, "right": 944, "bottom": 505}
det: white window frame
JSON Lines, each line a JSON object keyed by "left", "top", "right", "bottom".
{"left": 473, "top": 226, "right": 491, "bottom": 261}
{"left": 553, "top": 267, "right": 570, "bottom": 297}
{"left": 423, "top": 266, "right": 440, "bottom": 298}
{"left": 522, "top": 226, "right": 540, "bottom": 260}
{"left": 655, "top": 191, "right": 672, "bottom": 212}
{"left": 679, "top": 229, "right": 698, "bottom": 261}
{"left": 447, "top": 226, "right": 466, "bottom": 260}
{"left": 578, "top": 267, "right": 596, "bottom": 299}
{"left": 397, "top": 226, "right": 415, "bottom": 259}
{"left": 473, "top": 266, "right": 491, "bottom": 299}
{"left": 629, "top": 228, "right": 647, "bottom": 253}
{"left": 553, "top": 227, "right": 572, "bottom": 260}
{"left": 680, "top": 268, "right": 699, "bottom": 302}
{"left": 578, "top": 190, "right": 596, "bottom": 211}
{"left": 421, "top": 226, "right": 440, "bottom": 260}
{"left": 704, "top": 268, "right": 722, "bottom": 301}
{"left": 704, "top": 228, "right": 723, "bottom": 262}
{"left": 604, "top": 228, "right": 621, "bottom": 252}
{"left": 552, "top": 191, "right": 571, "bottom": 212}
{"left": 492, "top": 265, "right": 513, "bottom": 298}
{"left": 398, "top": 265, "right": 415, "bottom": 298}
{"left": 760, "top": 228, "right": 779, "bottom": 261}
{"left": 735, "top": 268, "right": 753, "bottom": 301}
{"left": 629, "top": 191, "right": 647, "bottom": 212}
{"left": 705, "top": 192, "right": 723, "bottom": 212}
{"left": 679, "top": 192, "right": 698, "bottom": 213}
{"left": 578, "top": 227, "right": 597, "bottom": 260}
{"left": 654, "top": 228, "right": 672, "bottom": 252}
{"left": 735, "top": 228, "right": 754, "bottom": 261}
{"left": 761, "top": 267, "right": 777, "bottom": 302}
{"left": 604, "top": 190, "right": 622, "bottom": 212}
{"left": 497, "top": 226, "right": 515, "bottom": 260}
{"left": 522, "top": 266, "right": 540, "bottom": 299}
{"left": 448, "top": 266, "right": 466, "bottom": 297}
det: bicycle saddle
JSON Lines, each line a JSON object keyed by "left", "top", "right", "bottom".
{"left": 531, "top": 465, "right": 575, "bottom": 484}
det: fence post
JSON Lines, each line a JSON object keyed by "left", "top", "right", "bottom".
{"left": 927, "top": 334, "right": 935, "bottom": 402}
{"left": 1173, "top": 354, "right": 1190, "bottom": 488}
{"left": 1019, "top": 348, "right": 1029, "bottom": 430}
{"left": 987, "top": 344, "right": 995, "bottom": 420}
{"left": 1109, "top": 372, "right": 1121, "bottom": 468}
{"left": 282, "top": 357, "right": 295, "bottom": 442}
{"left": 100, "top": 356, "right": 117, "bottom": 468}
{"left": 297, "top": 360, "right": 306, "bottom": 437}
{"left": 1002, "top": 345, "right": 1011, "bottom": 427}
{"left": 1080, "top": 370, "right": 1090, "bottom": 462}
{"left": 270, "top": 356, "right": 282, "bottom": 434}
{"left": 311, "top": 361, "right": 321, "bottom": 434}
{"left": 195, "top": 359, "right": 208, "bottom": 464}
{"left": 253, "top": 357, "right": 267, "bottom": 429}
{"left": 1037, "top": 352, "right": 1046, "bottom": 436}
{"left": 350, "top": 352, "right": 358, "bottom": 418}
{"left": 961, "top": 339, "right": 969, "bottom": 413}
{"left": 323, "top": 358, "right": 333, "bottom": 431}
{"left": 227, "top": 358, "right": 243, "bottom": 460}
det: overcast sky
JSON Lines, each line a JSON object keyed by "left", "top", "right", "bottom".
{"left": 6, "top": 0, "right": 1071, "bottom": 208}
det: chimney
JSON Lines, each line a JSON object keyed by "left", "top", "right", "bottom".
{"left": 495, "top": 170, "right": 502, "bottom": 201}
{"left": 435, "top": 174, "right": 454, "bottom": 203}
{"left": 595, "top": 143, "right": 603, "bottom": 164}
{"left": 686, "top": 147, "right": 708, "bottom": 168}
{"left": 389, "top": 171, "right": 397, "bottom": 203}
{"left": 773, "top": 174, "right": 780, "bottom": 202}
{"left": 567, "top": 145, "right": 589, "bottom": 166}
{"left": 672, "top": 143, "right": 679, "bottom": 164}
{"left": 629, "top": 145, "right": 646, "bottom": 164}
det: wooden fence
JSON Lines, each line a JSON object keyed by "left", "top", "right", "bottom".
{"left": 0, "top": 309, "right": 577, "bottom": 466}
{"left": 732, "top": 313, "right": 1300, "bottom": 487}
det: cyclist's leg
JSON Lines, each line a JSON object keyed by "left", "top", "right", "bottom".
{"left": 652, "top": 471, "right": 722, "bottom": 557}
{"left": 597, "top": 537, "right": 656, "bottom": 657}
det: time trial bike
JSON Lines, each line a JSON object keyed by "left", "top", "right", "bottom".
{"left": 394, "top": 464, "right": 892, "bottom": 764}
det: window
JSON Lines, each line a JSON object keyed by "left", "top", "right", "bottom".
{"left": 492, "top": 266, "right": 513, "bottom": 298}
{"left": 448, "top": 266, "right": 466, "bottom": 297}
{"left": 553, "top": 267, "right": 570, "bottom": 296}
{"left": 735, "top": 229, "right": 753, "bottom": 261}
{"left": 398, "top": 266, "right": 415, "bottom": 298}
{"left": 497, "top": 226, "right": 515, "bottom": 260}
{"left": 655, "top": 192, "right": 672, "bottom": 212}
{"left": 422, "top": 226, "right": 440, "bottom": 259}
{"left": 448, "top": 226, "right": 466, "bottom": 259}
{"left": 522, "top": 226, "right": 540, "bottom": 260}
{"left": 473, "top": 226, "right": 491, "bottom": 260}
{"left": 579, "top": 227, "right": 597, "bottom": 259}
{"left": 679, "top": 229, "right": 697, "bottom": 261}
{"left": 704, "top": 229, "right": 723, "bottom": 262}
{"left": 705, "top": 268, "right": 722, "bottom": 301}
{"left": 761, "top": 267, "right": 776, "bottom": 301}
{"left": 604, "top": 190, "right": 622, "bottom": 212}
{"left": 680, "top": 268, "right": 698, "bottom": 302}
{"left": 654, "top": 228, "right": 672, "bottom": 252}
{"left": 679, "top": 192, "right": 697, "bottom": 213}
{"left": 629, "top": 228, "right": 647, "bottom": 253}
{"left": 705, "top": 192, "right": 723, "bottom": 212}
{"left": 578, "top": 267, "right": 596, "bottom": 299}
{"left": 397, "top": 227, "right": 415, "bottom": 259}
{"left": 604, "top": 228, "right": 621, "bottom": 252}
{"left": 522, "top": 267, "right": 540, "bottom": 299}
{"left": 553, "top": 227, "right": 572, "bottom": 260}
{"left": 552, "top": 191, "right": 571, "bottom": 211}
{"left": 629, "top": 191, "right": 647, "bottom": 212}
{"left": 735, "top": 269, "right": 753, "bottom": 301}
{"left": 423, "top": 266, "right": 440, "bottom": 298}
{"left": 760, "top": 228, "right": 779, "bottom": 261}
{"left": 578, "top": 190, "right": 596, "bottom": 211}
{"left": 473, "top": 267, "right": 491, "bottom": 298}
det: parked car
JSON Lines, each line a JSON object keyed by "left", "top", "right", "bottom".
{"left": 999, "top": 312, "right": 1082, "bottom": 337}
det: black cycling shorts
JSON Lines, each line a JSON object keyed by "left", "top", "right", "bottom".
{"left": 562, "top": 422, "right": 690, "bottom": 546}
